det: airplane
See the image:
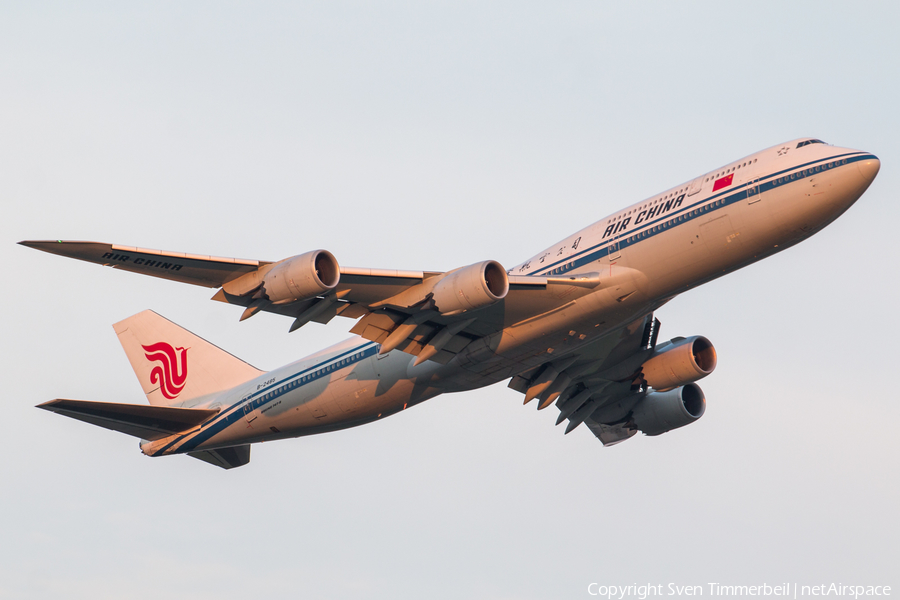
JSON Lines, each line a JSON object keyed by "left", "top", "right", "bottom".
{"left": 22, "top": 138, "right": 880, "bottom": 469}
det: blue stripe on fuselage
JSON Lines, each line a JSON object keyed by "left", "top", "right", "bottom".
{"left": 153, "top": 341, "right": 380, "bottom": 455}
{"left": 532, "top": 152, "right": 872, "bottom": 276}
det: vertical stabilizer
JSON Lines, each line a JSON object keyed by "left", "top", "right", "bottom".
{"left": 114, "top": 310, "right": 263, "bottom": 406}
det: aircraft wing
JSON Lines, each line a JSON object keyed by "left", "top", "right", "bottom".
{"left": 22, "top": 240, "right": 603, "bottom": 366}
{"left": 507, "top": 312, "right": 661, "bottom": 445}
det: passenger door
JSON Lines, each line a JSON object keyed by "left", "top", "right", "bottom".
{"left": 242, "top": 393, "right": 257, "bottom": 425}
{"left": 746, "top": 175, "right": 761, "bottom": 204}
{"left": 687, "top": 175, "right": 705, "bottom": 197}
{"left": 742, "top": 160, "right": 762, "bottom": 205}
{"left": 607, "top": 236, "right": 621, "bottom": 263}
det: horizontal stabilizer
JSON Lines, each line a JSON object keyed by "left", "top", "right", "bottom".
{"left": 37, "top": 399, "right": 219, "bottom": 441}
{"left": 188, "top": 446, "right": 251, "bottom": 469}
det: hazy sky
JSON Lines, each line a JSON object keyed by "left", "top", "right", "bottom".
{"left": 2, "top": 3, "right": 898, "bottom": 599}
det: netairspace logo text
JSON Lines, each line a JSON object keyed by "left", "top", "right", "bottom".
{"left": 587, "top": 583, "right": 892, "bottom": 600}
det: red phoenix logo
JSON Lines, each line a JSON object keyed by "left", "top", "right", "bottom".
{"left": 143, "top": 342, "right": 189, "bottom": 399}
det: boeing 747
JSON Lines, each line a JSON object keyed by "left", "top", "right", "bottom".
{"left": 23, "top": 138, "right": 880, "bottom": 468}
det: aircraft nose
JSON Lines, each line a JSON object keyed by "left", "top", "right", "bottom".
{"left": 856, "top": 155, "right": 880, "bottom": 186}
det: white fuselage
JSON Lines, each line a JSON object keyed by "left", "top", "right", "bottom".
{"left": 141, "top": 140, "right": 879, "bottom": 458}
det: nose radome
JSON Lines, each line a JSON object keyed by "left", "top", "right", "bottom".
{"left": 857, "top": 155, "right": 881, "bottom": 185}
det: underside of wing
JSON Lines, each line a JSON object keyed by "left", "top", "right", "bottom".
{"left": 507, "top": 313, "right": 714, "bottom": 444}
{"left": 333, "top": 272, "right": 603, "bottom": 365}
{"left": 507, "top": 313, "right": 659, "bottom": 442}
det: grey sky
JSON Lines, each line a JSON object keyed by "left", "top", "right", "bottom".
{"left": 1, "top": 2, "right": 898, "bottom": 599}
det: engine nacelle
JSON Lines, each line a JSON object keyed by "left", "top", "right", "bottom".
{"left": 263, "top": 250, "right": 340, "bottom": 304}
{"left": 640, "top": 335, "right": 717, "bottom": 392}
{"left": 632, "top": 383, "right": 706, "bottom": 436}
{"left": 431, "top": 260, "right": 509, "bottom": 316}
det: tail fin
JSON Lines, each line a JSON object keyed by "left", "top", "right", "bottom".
{"left": 114, "top": 310, "right": 263, "bottom": 406}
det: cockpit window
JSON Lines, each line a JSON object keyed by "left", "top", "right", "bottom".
{"left": 796, "top": 139, "right": 825, "bottom": 148}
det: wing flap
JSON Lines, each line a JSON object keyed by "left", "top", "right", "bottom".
{"left": 37, "top": 399, "right": 219, "bottom": 441}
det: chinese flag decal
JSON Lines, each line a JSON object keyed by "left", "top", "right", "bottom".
{"left": 712, "top": 173, "right": 734, "bottom": 192}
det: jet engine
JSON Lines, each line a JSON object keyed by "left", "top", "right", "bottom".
{"left": 640, "top": 336, "right": 716, "bottom": 392}
{"left": 431, "top": 260, "right": 509, "bottom": 316}
{"left": 631, "top": 383, "right": 706, "bottom": 436}
{"left": 262, "top": 250, "right": 340, "bottom": 304}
